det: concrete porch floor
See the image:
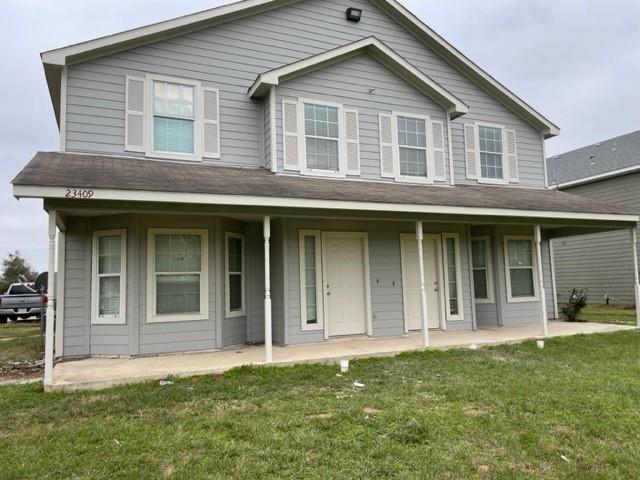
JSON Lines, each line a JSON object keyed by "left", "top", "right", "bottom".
{"left": 49, "top": 321, "right": 635, "bottom": 392}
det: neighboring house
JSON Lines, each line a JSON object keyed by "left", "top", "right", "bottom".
{"left": 11, "top": 0, "right": 639, "bottom": 386}
{"left": 547, "top": 130, "right": 640, "bottom": 306}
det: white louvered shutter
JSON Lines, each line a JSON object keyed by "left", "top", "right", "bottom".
{"left": 344, "top": 110, "right": 360, "bottom": 176}
{"left": 203, "top": 87, "right": 220, "bottom": 159}
{"left": 464, "top": 124, "right": 479, "bottom": 179}
{"left": 125, "top": 76, "right": 145, "bottom": 152}
{"left": 283, "top": 100, "right": 300, "bottom": 171}
{"left": 379, "top": 114, "right": 396, "bottom": 178}
{"left": 504, "top": 129, "right": 518, "bottom": 183}
{"left": 430, "top": 120, "right": 446, "bottom": 181}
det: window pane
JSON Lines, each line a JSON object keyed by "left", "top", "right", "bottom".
{"left": 98, "top": 235, "right": 121, "bottom": 274}
{"left": 99, "top": 276, "right": 120, "bottom": 316}
{"left": 229, "top": 274, "right": 243, "bottom": 311}
{"left": 399, "top": 148, "right": 427, "bottom": 177}
{"left": 397, "top": 116, "right": 426, "bottom": 148}
{"left": 508, "top": 240, "right": 533, "bottom": 267}
{"left": 446, "top": 238, "right": 459, "bottom": 315}
{"left": 156, "top": 274, "right": 200, "bottom": 314}
{"left": 155, "top": 235, "right": 201, "bottom": 274}
{"left": 304, "top": 104, "right": 339, "bottom": 139}
{"left": 228, "top": 237, "right": 243, "bottom": 273}
{"left": 473, "top": 269, "right": 488, "bottom": 299}
{"left": 153, "top": 117, "right": 195, "bottom": 154}
{"left": 305, "top": 137, "right": 339, "bottom": 171}
{"left": 471, "top": 240, "right": 486, "bottom": 268}
{"left": 154, "top": 82, "right": 194, "bottom": 119}
{"left": 510, "top": 269, "right": 534, "bottom": 297}
{"left": 480, "top": 152, "right": 503, "bottom": 179}
{"left": 304, "top": 236, "right": 318, "bottom": 324}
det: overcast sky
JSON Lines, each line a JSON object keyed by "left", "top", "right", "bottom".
{"left": 1, "top": 0, "right": 639, "bottom": 271}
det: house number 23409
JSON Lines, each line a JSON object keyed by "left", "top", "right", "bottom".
{"left": 64, "top": 189, "right": 95, "bottom": 199}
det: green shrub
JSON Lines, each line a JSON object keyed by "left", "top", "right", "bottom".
{"left": 561, "top": 288, "right": 588, "bottom": 321}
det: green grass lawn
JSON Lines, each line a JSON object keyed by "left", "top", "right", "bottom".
{"left": 576, "top": 304, "right": 637, "bottom": 325}
{"left": 1, "top": 330, "right": 639, "bottom": 479}
{"left": 0, "top": 322, "right": 42, "bottom": 369}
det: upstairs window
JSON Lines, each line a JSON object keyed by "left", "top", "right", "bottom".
{"left": 397, "top": 116, "right": 428, "bottom": 178}
{"left": 478, "top": 125, "right": 504, "bottom": 181}
{"left": 304, "top": 103, "right": 340, "bottom": 172}
{"left": 153, "top": 81, "right": 195, "bottom": 155}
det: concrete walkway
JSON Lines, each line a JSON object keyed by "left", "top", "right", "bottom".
{"left": 48, "top": 321, "right": 634, "bottom": 392}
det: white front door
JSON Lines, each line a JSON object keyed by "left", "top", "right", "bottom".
{"left": 401, "top": 235, "right": 443, "bottom": 330}
{"left": 323, "top": 234, "right": 368, "bottom": 337}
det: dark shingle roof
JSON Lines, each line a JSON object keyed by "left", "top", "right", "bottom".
{"left": 547, "top": 130, "right": 640, "bottom": 187}
{"left": 12, "top": 152, "right": 635, "bottom": 217}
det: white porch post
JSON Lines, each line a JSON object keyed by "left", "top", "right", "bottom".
{"left": 44, "top": 211, "right": 57, "bottom": 386}
{"left": 264, "top": 216, "right": 273, "bottom": 363}
{"left": 629, "top": 228, "right": 640, "bottom": 327}
{"left": 416, "top": 221, "right": 429, "bottom": 347}
{"left": 534, "top": 225, "right": 548, "bottom": 337}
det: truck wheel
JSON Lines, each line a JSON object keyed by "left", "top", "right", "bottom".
{"left": 0, "top": 316, "right": 7, "bottom": 324}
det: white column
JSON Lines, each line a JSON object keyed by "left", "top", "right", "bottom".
{"left": 264, "top": 216, "right": 273, "bottom": 363}
{"left": 630, "top": 228, "right": 640, "bottom": 327}
{"left": 534, "top": 225, "right": 548, "bottom": 337}
{"left": 44, "top": 211, "right": 57, "bottom": 386}
{"left": 416, "top": 221, "right": 429, "bottom": 347}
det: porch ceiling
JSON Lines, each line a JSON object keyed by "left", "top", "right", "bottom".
{"left": 13, "top": 152, "right": 639, "bottom": 229}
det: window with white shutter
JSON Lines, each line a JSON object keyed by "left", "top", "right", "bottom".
{"left": 464, "top": 123, "right": 479, "bottom": 180}
{"left": 379, "top": 113, "right": 396, "bottom": 178}
{"left": 504, "top": 129, "right": 518, "bottom": 183}
{"left": 282, "top": 100, "right": 300, "bottom": 171}
{"left": 203, "top": 88, "right": 220, "bottom": 159}
{"left": 344, "top": 109, "right": 360, "bottom": 176}
{"left": 125, "top": 76, "right": 145, "bottom": 152}
{"left": 430, "top": 120, "right": 446, "bottom": 182}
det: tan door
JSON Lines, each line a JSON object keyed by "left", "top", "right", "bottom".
{"left": 401, "top": 235, "right": 442, "bottom": 330}
{"left": 323, "top": 234, "right": 367, "bottom": 337}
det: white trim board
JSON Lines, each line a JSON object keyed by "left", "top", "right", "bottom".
{"left": 553, "top": 164, "right": 640, "bottom": 190}
{"left": 14, "top": 185, "right": 640, "bottom": 224}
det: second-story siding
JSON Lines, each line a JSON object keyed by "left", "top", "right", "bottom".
{"left": 63, "top": 0, "right": 547, "bottom": 186}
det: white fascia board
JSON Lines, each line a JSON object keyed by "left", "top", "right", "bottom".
{"left": 248, "top": 37, "right": 467, "bottom": 117}
{"left": 41, "top": 0, "right": 285, "bottom": 66}
{"left": 13, "top": 185, "right": 639, "bottom": 224}
{"left": 556, "top": 165, "right": 640, "bottom": 190}
{"left": 373, "top": 0, "right": 560, "bottom": 138}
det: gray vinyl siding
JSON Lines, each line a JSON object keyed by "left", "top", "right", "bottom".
{"left": 283, "top": 220, "right": 474, "bottom": 345}
{"left": 246, "top": 222, "right": 265, "bottom": 344}
{"left": 470, "top": 226, "right": 499, "bottom": 327}
{"left": 276, "top": 53, "right": 450, "bottom": 182}
{"left": 270, "top": 219, "right": 286, "bottom": 345}
{"left": 64, "top": 0, "right": 546, "bottom": 186}
{"left": 62, "top": 218, "right": 90, "bottom": 356}
{"left": 553, "top": 172, "right": 640, "bottom": 306}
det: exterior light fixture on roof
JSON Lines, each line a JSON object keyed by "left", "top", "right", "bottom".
{"left": 346, "top": 7, "right": 363, "bottom": 22}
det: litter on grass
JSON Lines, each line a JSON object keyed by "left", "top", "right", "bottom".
{"left": 353, "top": 381, "right": 365, "bottom": 388}
{"left": 159, "top": 380, "right": 174, "bottom": 386}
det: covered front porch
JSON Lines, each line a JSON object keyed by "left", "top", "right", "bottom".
{"left": 49, "top": 321, "right": 634, "bottom": 391}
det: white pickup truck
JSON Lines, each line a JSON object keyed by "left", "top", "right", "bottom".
{"left": 0, "top": 283, "right": 44, "bottom": 323}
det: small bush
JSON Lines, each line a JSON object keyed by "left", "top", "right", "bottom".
{"left": 561, "top": 289, "right": 588, "bottom": 321}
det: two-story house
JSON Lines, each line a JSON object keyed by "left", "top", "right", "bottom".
{"left": 12, "top": 0, "right": 639, "bottom": 389}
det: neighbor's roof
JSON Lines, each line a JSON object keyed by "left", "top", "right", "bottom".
{"left": 40, "top": 0, "right": 559, "bottom": 138}
{"left": 13, "top": 153, "right": 637, "bottom": 222}
{"left": 547, "top": 130, "right": 640, "bottom": 189}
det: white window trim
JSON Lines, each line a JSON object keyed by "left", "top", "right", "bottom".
{"left": 393, "top": 111, "right": 433, "bottom": 185}
{"left": 471, "top": 236, "right": 495, "bottom": 304}
{"left": 299, "top": 230, "right": 324, "bottom": 332}
{"left": 91, "top": 229, "right": 127, "bottom": 325}
{"left": 503, "top": 235, "right": 539, "bottom": 303}
{"left": 299, "top": 97, "right": 347, "bottom": 178}
{"left": 476, "top": 121, "right": 508, "bottom": 185}
{"left": 442, "top": 233, "right": 464, "bottom": 321}
{"left": 145, "top": 74, "right": 204, "bottom": 162}
{"left": 225, "top": 232, "right": 246, "bottom": 318}
{"left": 146, "top": 228, "right": 209, "bottom": 323}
